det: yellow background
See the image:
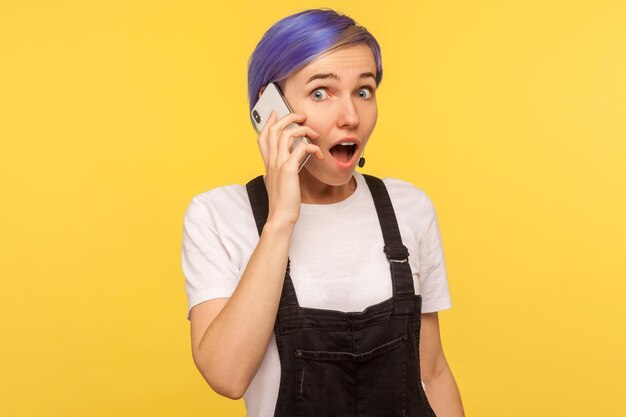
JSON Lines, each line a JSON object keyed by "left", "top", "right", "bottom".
{"left": 2, "top": 0, "right": 625, "bottom": 416}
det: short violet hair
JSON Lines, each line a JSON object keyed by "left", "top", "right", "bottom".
{"left": 247, "top": 8, "right": 383, "bottom": 128}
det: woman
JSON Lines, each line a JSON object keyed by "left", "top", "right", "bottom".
{"left": 182, "top": 8, "right": 465, "bottom": 417}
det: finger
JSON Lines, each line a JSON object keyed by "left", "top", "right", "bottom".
{"left": 277, "top": 126, "right": 320, "bottom": 165}
{"left": 271, "top": 112, "right": 307, "bottom": 132}
{"left": 268, "top": 113, "right": 308, "bottom": 169}
{"left": 286, "top": 143, "right": 324, "bottom": 170}
{"left": 277, "top": 135, "right": 302, "bottom": 166}
{"left": 267, "top": 114, "right": 281, "bottom": 169}
{"left": 257, "top": 111, "right": 277, "bottom": 168}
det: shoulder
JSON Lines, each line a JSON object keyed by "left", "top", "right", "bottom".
{"left": 380, "top": 176, "right": 433, "bottom": 213}
{"left": 184, "top": 183, "right": 251, "bottom": 223}
{"left": 191, "top": 183, "right": 249, "bottom": 209}
{"left": 376, "top": 176, "right": 441, "bottom": 238}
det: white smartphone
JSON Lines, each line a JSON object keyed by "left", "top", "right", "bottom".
{"left": 251, "top": 82, "right": 311, "bottom": 172}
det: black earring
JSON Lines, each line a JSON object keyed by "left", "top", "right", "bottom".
{"left": 358, "top": 156, "right": 366, "bottom": 168}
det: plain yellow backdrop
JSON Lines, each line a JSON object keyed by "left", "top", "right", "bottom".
{"left": 2, "top": 0, "right": 625, "bottom": 416}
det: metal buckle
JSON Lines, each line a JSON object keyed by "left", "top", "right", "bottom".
{"left": 384, "top": 245, "right": 409, "bottom": 263}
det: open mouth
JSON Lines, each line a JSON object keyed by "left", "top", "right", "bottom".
{"left": 329, "top": 143, "right": 358, "bottom": 163}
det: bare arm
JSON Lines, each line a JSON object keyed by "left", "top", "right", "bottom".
{"left": 188, "top": 111, "right": 324, "bottom": 399}
{"left": 420, "top": 312, "right": 465, "bottom": 417}
{"left": 190, "top": 221, "right": 294, "bottom": 399}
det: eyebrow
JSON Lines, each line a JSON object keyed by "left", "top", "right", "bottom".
{"left": 305, "top": 72, "right": 376, "bottom": 84}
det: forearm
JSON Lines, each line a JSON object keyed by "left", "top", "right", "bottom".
{"left": 196, "top": 220, "right": 294, "bottom": 399}
{"left": 423, "top": 365, "right": 465, "bottom": 417}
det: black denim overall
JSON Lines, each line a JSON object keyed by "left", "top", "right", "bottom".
{"left": 246, "top": 174, "right": 437, "bottom": 417}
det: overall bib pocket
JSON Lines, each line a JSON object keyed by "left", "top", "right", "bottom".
{"left": 294, "top": 334, "right": 409, "bottom": 417}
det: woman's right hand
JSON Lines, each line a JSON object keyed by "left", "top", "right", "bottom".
{"left": 257, "top": 111, "right": 324, "bottom": 229}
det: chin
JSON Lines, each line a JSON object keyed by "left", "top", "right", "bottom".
{"left": 301, "top": 164, "right": 355, "bottom": 187}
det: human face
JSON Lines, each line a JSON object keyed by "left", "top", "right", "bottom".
{"left": 280, "top": 43, "right": 378, "bottom": 188}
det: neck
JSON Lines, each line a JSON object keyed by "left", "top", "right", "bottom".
{"left": 298, "top": 170, "right": 357, "bottom": 204}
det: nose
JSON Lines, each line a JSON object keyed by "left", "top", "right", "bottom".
{"left": 337, "top": 96, "right": 360, "bottom": 129}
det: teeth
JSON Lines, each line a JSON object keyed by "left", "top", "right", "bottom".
{"left": 340, "top": 142, "right": 355, "bottom": 146}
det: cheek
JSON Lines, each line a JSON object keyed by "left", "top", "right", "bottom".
{"left": 371, "top": 107, "right": 378, "bottom": 123}
{"left": 302, "top": 108, "right": 333, "bottom": 133}
{"left": 363, "top": 106, "right": 378, "bottom": 132}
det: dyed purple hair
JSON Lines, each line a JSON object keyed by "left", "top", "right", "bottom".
{"left": 247, "top": 8, "right": 383, "bottom": 128}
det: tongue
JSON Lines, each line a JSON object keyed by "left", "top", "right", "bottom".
{"left": 329, "top": 145, "right": 351, "bottom": 162}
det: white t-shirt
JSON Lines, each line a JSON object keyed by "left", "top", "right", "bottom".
{"left": 181, "top": 171, "right": 452, "bottom": 417}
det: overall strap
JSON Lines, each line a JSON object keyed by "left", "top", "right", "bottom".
{"left": 362, "top": 174, "right": 416, "bottom": 314}
{"left": 245, "top": 175, "right": 300, "bottom": 310}
{"left": 246, "top": 175, "right": 269, "bottom": 237}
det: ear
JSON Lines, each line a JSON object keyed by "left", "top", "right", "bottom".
{"left": 258, "top": 86, "right": 266, "bottom": 100}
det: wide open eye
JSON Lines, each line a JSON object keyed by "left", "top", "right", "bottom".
{"left": 357, "top": 87, "right": 373, "bottom": 99}
{"left": 311, "top": 88, "right": 329, "bottom": 101}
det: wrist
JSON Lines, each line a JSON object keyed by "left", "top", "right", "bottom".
{"left": 263, "top": 218, "right": 296, "bottom": 236}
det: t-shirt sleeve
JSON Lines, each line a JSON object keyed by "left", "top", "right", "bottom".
{"left": 182, "top": 196, "right": 239, "bottom": 320}
{"left": 418, "top": 193, "right": 452, "bottom": 313}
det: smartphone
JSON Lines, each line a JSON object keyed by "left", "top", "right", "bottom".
{"left": 251, "top": 82, "right": 311, "bottom": 172}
